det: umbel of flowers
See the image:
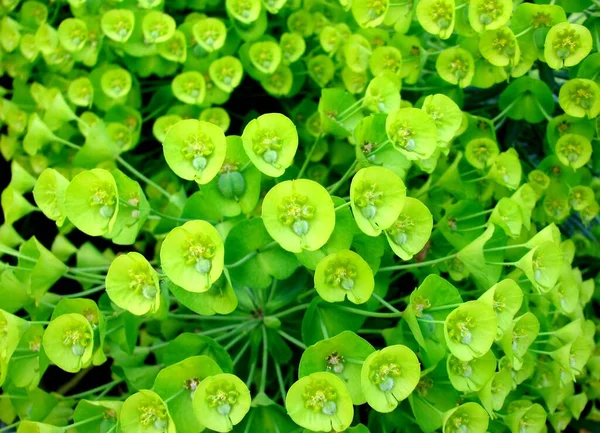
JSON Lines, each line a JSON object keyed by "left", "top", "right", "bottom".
{"left": 0, "top": 0, "right": 599, "bottom": 432}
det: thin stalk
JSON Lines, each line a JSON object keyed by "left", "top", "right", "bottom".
{"left": 334, "top": 201, "right": 351, "bottom": 212}
{"left": 214, "top": 321, "right": 257, "bottom": 342}
{"left": 455, "top": 209, "right": 493, "bottom": 222}
{"left": 530, "top": 349, "right": 554, "bottom": 356}
{"left": 62, "top": 414, "right": 104, "bottom": 430}
{"left": 483, "top": 243, "right": 527, "bottom": 253}
{"left": 274, "top": 361, "right": 286, "bottom": 401}
{"left": 273, "top": 303, "right": 310, "bottom": 319}
{"left": 63, "top": 379, "right": 123, "bottom": 400}
{"left": 416, "top": 318, "right": 445, "bottom": 324}
{"left": 332, "top": 305, "right": 403, "bottom": 319}
{"left": 427, "top": 303, "right": 462, "bottom": 312}
{"left": 201, "top": 322, "right": 250, "bottom": 336}
{"left": 378, "top": 254, "right": 456, "bottom": 272}
{"left": 63, "top": 284, "right": 106, "bottom": 298}
{"left": 168, "top": 313, "right": 250, "bottom": 321}
{"left": 534, "top": 99, "right": 554, "bottom": 122}
{"left": 52, "top": 136, "right": 81, "bottom": 150}
{"left": 491, "top": 99, "right": 518, "bottom": 124}
{"left": 0, "top": 421, "right": 20, "bottom": 433}
{"left": 223, "top": 322, "right": 259, "bottom": 349}
{"left": 259, "top": 326, "right": 269, "bottom": 394}
{"left": 328, "top": 160, "right": 358, "bottom": 195}
{"left": 232, "top": 340, "right": 252, "bottom": 365}
{"left": 164, "top": 388, "right": 186, "bottom": 405}
{"left": 515, "top": 25, "right": 533, "bottom": 38}
{"left": 372, "top": 293, "right": 402, "bottom": 314}
{"left": 485, "top": 261, "right": 516, "bottom": 266}
{"left": 115, "top": 155, "right": 174, "bottom": 202}
{"left": 297, "top": 134, "right": 323, "bottom": 179}
{"left": 226, "top": 241, "right": 278, "bottom": 268}
{"left": 278, "top": 330, "right": 307, "bottom": 350}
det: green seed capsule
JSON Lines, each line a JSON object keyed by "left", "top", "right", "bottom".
{"left": 218, "top": 171, "right": 246, "bottom": 199}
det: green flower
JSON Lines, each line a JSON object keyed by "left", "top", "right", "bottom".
{"left": 443, "top": 402, "right": 489, "bottom": 433}
{"left": 361, "top": 345, "right": 420, "bottom": 413}
{"left": 241, "top": 113, "right": 298, "bottom": 177}
{"left": 193, "top": 373, "right": 251, "bottom": 432}
{"left": 172, "top": 71, "right": 206, "bottom": 105}
{"left": 544, "top": 23, "right": 592, "bottom": 70}
{"left": 444, "top": 301, "right": 498, "bottom": 361}
{"left": 162, "top": 119, "right": 227, "bottom": 185}
{"left": 286, "top": 371, "right": 354, "bottom": 431}
{"left": 121, "top": 390, "right": 176, "bottom": 433}
{"left": 352, "top": 0, "right": 389, "bottom": 28}
{"left": 416, "top": 0, "right": 455, "bottom": 39}
{"left": 42, "top": 313, "right": 94, "bottom": 373}
{"left": 447, "top": 350, "right": 496, "bottom": 392}
{"left": 193, "top": 17, "right": 227, "bottom": 52}
{"left": 261, "top": 179, "right": 335, "bottom": 253}
{"left": 64, "top": 169, "right": 119, "bottom": 237}
{"left": 101, "top": 9, "right": 135, "bottom": 42}
{"left": 436, "top": 47, "right": 475, "bottom": 88}
{"left": 106, "top": 252, "right": 160, "bottom": 316}
{"left": 558, "top": 79, "right": 600, "bottom": 119}
{"left": 160, "top": 220, "right": 225, "bottom": 293}
{"left": 314, "top": 250, "right": 374, "bottom": 304}
{"left": 386, "top": 108, "right": 438, "bottom": 160}
{"left": 350, "top": 166, "right": 407, "bottom": 236}
{"left": 384, "top": 197, "right": 433, "bottom": 261}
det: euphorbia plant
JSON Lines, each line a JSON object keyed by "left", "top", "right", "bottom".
{"left": 0, "top": 0, "right": 599, "bottom": 433}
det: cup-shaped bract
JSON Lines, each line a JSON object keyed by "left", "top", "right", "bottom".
{"left": 369, "top": 46, "right": 402, "bottom": 78}
{"left": 67, "top": 78, "right": 94, "bottom": 111}
{"left": 444, "top": 301, "right": 498, "bottom": 361}
{"left": 436, "top": 47, "right": 475, "bottom": 88}
{"left": 33, "top": 168, "right": 70, "bottom": 227}
{"left": 416, "top": 0, "right": 455, "bottom": 39}
{"left": 516, "top": 241, "right": 563, "bottom": 293}
{"left": 163, "top": 119, "right": 226, "bottom": 185}
{"left": 468, "top": 0, "right": 511, "bottom": 32}
{"left": 499, "top": 312, "right": 540, "bottom": 370}
{"left": 161, "top": 220, "right": 225, "bottom": 293}
{"left": 153, "top": 114, "right": 182, "bottom": 143}
{"left": 422, "top": 93, "right": 462, "bottom": 144}
{"left": 385, "top": 107, "right": 438, "bottom": 160}
{"left": 352, "top": 0, "right": 389, "bottom": 28}
{"left": 241, "top": 113, "right": 298, "bottom": 177}
{"left": 489, "top": 197, "right": 523, "bottom": 239}
{"left": 106, "top": 252, "right": 160, "bottom": 316}
{"left": 385, "top": 197, "right": 433, "bottom": 261}
{"left": 544, "top": 23, "right": 592, "bottom": 70}
{"left": 478, "top": 279, "right": 523, "bottom": 338}
{"left": 465, "top": 137, "right": 500, "bottom": 169}
{"left": 443, "top": 402, "right": 489, "bottom": 433}
{"left": 172, "top": 71, "right": 206, "bottom": 105}
{"left": 200, "top": 107, "right": 231, "bottom": 133}
{"left": 100, "top": 67, "right": 132, "bottom": 99}
{"left": 552, "top": 336, "right": 593, "bottom": 379}
{"left": 299, "top": 331, "right": 375, "bottom": 405}
{"left": 280, "top": 32, "right": 306, "bottom": 65}
{"left": 0, "top": 309, "right": 30, "bottom": 386}
{"left": 447, "top": 349, "right": 496, "bottom": 392}
{"left": 121, "top": 390, "right": 176, "bottom": 433}
{"left": 361, "top": 345, "right": 420, "bottom": 413}
{"left": 64, "top": 168, "right": 119, "bottom": 237}
{"left": 343, "top": 34, "right": 372, "bottom": 73}
{"left": 487, "top": 149, "right": 522, "bottom": 190}
{"left": 209, "top": 56, "right": 244, "bottom": 93}
{"left": 307, "top": 54, "right": 336, "bottom": 88}
{"left": 558, "top": 79, "right": 600, "bottom": 119}
{"left": 193, "top": 17, "right": 227, "bottom": 52}
{"left": 193, "top": 373, "right": 251, "bottom": 432}
{"left": 226, "top": 0, "right": 261, "bottom": 24}
{"left": 479, "top": 27, "right": 520, "bottom": 67}
{"left": 58, "top": 18, "right": 88, "bottom": 52}
{"left": 42, "top": 313, "right": 94, "bottom": 373}
{"left": 142, "top": 11, "right": 176, "bottom": 44}
{"left": 154, "top": 355, "right": 222, "bottom": 433}
{"left": 101, "top": 9, "right": 135, "bottom": 42}
{"left": 363, "top": 74, "right": 401, "bottom": 114}
{"left": 249, "top": 40, "right": 282, "bottom": 75}
{"left": 568, "top": 186, "right": 594, "bottom": 211}
{"left": 505, "top": 401, "right": 547, "bottom": 433}
{"left": 314, "top": 250, "right": 374, "bottom": 304}
{"left": 350, "top": 166, "right": 406, "bottom": 237}
{"left": 261, "top": 179, "right": 335, "bottom": 253}
{"left": 286, "top": 371, "right": 354, "bottom": 432}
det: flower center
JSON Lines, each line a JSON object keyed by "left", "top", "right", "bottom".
{"left": 63, "top": 327, "right": 92, "bottom": 356}
{"left": 326, "top": 351, "right": 345, "bottom": 374}
{"left": 185, "top": 235, "right": 216, "bottom": 274}
{"left": 128, "top": 268, "right": 157, "bottom": 300}
{"left": 252, "top": 128, "right": 283, "bottom": 165}
{"left": 354, "top": 180, "right": 384, "bottom": 220}
{"left": 206, "top": 380, "right": 240, "bottom": 415}
{"left": 553, "top": 28, "right": 581, "bottom": 59}
{"left": 478, "top": 0, "right": 503, "bottom": 25}
{"left": 90, "top": 185, "right": 116, "bottom": 219}
{"left": 302, "top": 379, "right": 338, "bottom": 415}
{"left": 532, "top": 12, "right": 553, "bottom": 28}
{"left": 569, "top": 84, "right": 595, "bottom": 109}
{"left": 277, "top": 194, "right": 314, "bottom": 236}
{"left": 411, "top": 296, "right": 431, "bottom": 317}
{"left": 448, "top": 315, "right": 474, "bottom": 345}
{"left": 182, "top": 133, "right": 215, "bottom": 171}
{"left": 450, "top": 56, "right": 469, "bottom": 79}
{"left": 139, "top": 400, "right": 168, "bottom": 429}
{"left": 369, "top": 356, "right": 401, "bottom": 391}
{"left": 430, "top": 0, "right": 453, "bottom": 28}
{"left": 367, "top": 0, "right": 388, "bottom": 18}
{"left": 388, "top": 214, "right": 414, "bottom": 246}
{"left": 325, "top": 259, "right": 357, "bottom": 291}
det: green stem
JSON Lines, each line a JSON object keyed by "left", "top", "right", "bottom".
{"left": 357, "top": 329, "right": 384, "bottom": 334}
{"left": 416, "top": 318, "right": 445, "bottom": 324}
{"left": 201, "top": 322, "right": 250, "bottom": 336}
{"left": 164, "top": 388, "right": 186, "bottom": 405}
{"left": 334, "top": 201, "right": 351, "bottom": 212}
{"left": 378, "top": 254, "right": 456, "bottom": 272}
{"left": 232, "top": 340, "right": 252, "bottom": 365}
{"left": 0, "top": 421, "right": 20, "bottom": 432}
{"left": 63, "top": 284, "right": 106, "bottom": 298}
{"left": 534, "top": 99, "right": 553, "bottom": 122}
{"left": 332, "top": 305, "right": 403, "bottom": 319}
{"left": 483, "top": 243, "right": 527, "bottom": 253}
{"left": 259, "top": 326, "right": 269, "bottom": 394}
{"left": 115, "top": 155, "right": 174, "bottom": 202}
{"left": 278, "top": 330, "right": 307, "bottom": 350}
{"left": 63, "top": 379, "right": 124, "bottom": 400}
{"left": 214, "top": 321, "right": 257, "bottom": 342}
{"left": 142, "top": 104, "right": 169, "bottom": 123}
{"left": 274, "top": 361, "right": 286, "bottom": 401}
{"left": 223, "top": 322, "right": 259, "bottom": 349}
{"left": 427, "top": 303, "right": 462, "bottom": 312}
{"left": 456, "top": 224, "right": 488, "bottom": 232}
{"left": 328, "top": 160, "right": 358, "bottom": 195}
{"left": 455, "top": 209, "right": 493, "bottom": 222}
{"left": 52, "top": 136, "right": 81, "bottom": 150}
{"left": 530, "top": 349, "right": 554, "bottom": 356}
{"left": 515, "top": 25, "right": 533, "bottom": 38}
{"left": 273, "top": 303, "right": 310, "bottom": 319}
{"left": 226, "top": 241, "right": 278, "bottom": 268}
{"left": 297, "top": 134, "right": 323, "bottom": 179}
{"left": 485, "top": 261, "right": 516, "bottom": 266}
{"left": 372, "top": 293, "right": 402, "bottom": 314}
{"left": 29, "top": 321, "right": 50, "bottom": 325}
{"left": 168, "top": 313, "right": 250, "bottom": 321}
{"left": 491, "top": 99, "right": 518, "bottom": 124}
{"left": 62, "top": 414, "right": 104, "bottom": 431}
